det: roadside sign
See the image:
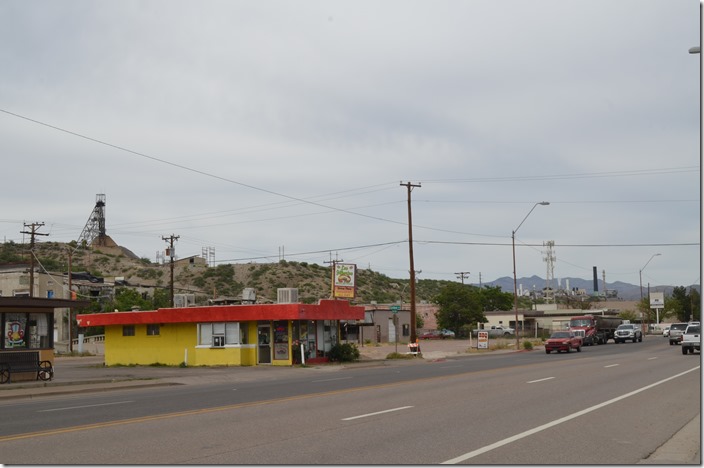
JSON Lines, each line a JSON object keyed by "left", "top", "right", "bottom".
{"left": 478, "top": 331, "right": 489, "bottom": 349}
{"left": 390, "top": 305, "right": 401, "bottom": 314}
{"left": 650, "top": 292, "right": 665, "bottom": 309}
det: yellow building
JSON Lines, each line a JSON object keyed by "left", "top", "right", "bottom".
{"left": 76, "top": 299, "right": 364, "bottom": 367}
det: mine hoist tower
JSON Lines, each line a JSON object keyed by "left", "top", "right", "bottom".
{"left": 77, "top": 194, "right": 107, "bottom": 247}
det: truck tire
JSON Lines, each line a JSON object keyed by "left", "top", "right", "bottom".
{"left": 566, "top": 346, "right": 570, "bottom": 353}
{"left": 545, "top": 349, "right": 550, "bottom": 354}
{"left": 577, "top": 345, "right": 581, "bottom": 352}
{"left": 682, "top": 346, "right": 688, "bottom": 355}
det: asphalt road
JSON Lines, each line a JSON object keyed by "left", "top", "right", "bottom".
{"left": 0, "top": 336, "right": 699, "bottom": 464}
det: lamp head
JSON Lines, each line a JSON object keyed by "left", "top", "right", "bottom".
{"left": 539, "top": 201, "right": 550, "bottom": 206}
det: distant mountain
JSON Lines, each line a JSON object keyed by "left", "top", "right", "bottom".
{"left": 480, "top": 275, "right": 700, "bottom": 301}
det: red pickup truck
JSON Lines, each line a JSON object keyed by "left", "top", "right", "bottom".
{"left": 545, "top": 331, "right": 583, "bottom": 354}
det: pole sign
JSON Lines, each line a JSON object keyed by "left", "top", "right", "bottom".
{"left": 649, "top": 292, "right": 665, "bottom": 309}
{"left": 333, "top": 263, "right": 356, "bottom": 299}
{"left": 478, "top": 331, "right": 489, "bottom": 349}
{"left": 390, "top": 305, "right": 400, "bottom": 314}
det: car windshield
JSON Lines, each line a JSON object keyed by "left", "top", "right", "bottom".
{"left": 686, "top": 326, "right": 700, "bottom": 334}
{"left": 671, "top": 323, "right": 688, "bottom": 330}
{"left": 617, "top": 325, "right": 633, "bottom": 330}
{"left": 551, "top": 332, "right": 570, "bottom": 338}
{"left": 570, "top": 319, "right": 591, "bottom": 327}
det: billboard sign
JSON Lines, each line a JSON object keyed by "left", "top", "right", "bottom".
{"left": 650, "top": 292, "right": 665, "bottom": 309}
{"left": 333, "top": 263, "right": 356, "bottom": 299}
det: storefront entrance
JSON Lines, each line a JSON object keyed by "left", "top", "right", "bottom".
{"left": 257, "top": 323, "right": 271, "bottom": 364}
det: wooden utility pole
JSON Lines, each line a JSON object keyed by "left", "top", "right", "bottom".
{"left": 401, "top": 182, "right": 421, "bottom": 343}
{"left": 455, "top": 271, "right": 471, "bottom": 284}
{"left": 21, "top": 222, "right": 48, "bottom": 298}
{"left": 162, "top": 234, "right": 179, "bottom": 307}
{"left": 324, "top": 252, "right": 343, "bottom": 299}
{"left": 67, "top": 247, "right": 73, "bottom": 352}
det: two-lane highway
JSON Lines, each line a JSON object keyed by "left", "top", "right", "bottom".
{"left": 0, "top": 336, "right": 698, "bottom": 464}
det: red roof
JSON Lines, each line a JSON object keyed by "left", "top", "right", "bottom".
{"left": 76, "top": 299, "right": 364, "bottom": 327}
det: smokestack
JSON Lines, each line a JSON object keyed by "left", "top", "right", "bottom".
{"left": 593, "top": 266, "right": 598, "bottom": 292}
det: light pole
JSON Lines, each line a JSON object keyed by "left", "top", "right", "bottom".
{"left": 512, "top": 202, "right": 549, "bottom": 350}
{"left": 639, "top": 253, "right": 661, "bottom": 299}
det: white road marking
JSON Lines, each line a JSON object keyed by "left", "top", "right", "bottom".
{"left": 38, "top": 400, "right": 134, "bottom": 413}
{"left": 648, "top": 357, "right": 658, "bottom": 360}
{"left": 604, "top": 364, "right": 620, "bottom": 368}
{"left": 311, "top": 376, "right": 353, "bottom": 383}
{"left": 527, "top": 377, "right": 555, "bottom": 384}
{"left": 441, "top": 366, "right": 699, "bottom": 464}
{"left": 342, "top": 406, "right": 413, "bottom": 421}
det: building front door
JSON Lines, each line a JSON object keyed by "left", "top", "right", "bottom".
{"left": 258, "top": 324, "right": 271, "bottom": 364}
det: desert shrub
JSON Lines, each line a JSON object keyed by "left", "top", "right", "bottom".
{"left": 328, "top": 343, "right": 360, "bottom": 362}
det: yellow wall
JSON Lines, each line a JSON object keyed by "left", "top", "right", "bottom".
{"left": 104, "top": 323, "right": 258, "bottom": 366}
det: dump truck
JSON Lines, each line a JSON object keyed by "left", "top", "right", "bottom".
{"left": 569, "top": 315, "right": 622, "bottom": 345}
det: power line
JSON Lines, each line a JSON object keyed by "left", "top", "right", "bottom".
{"left": 0, "top": 108, "right": 407, "bottom": 228}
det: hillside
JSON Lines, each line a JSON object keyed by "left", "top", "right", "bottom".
{"left": 2, "top": 240, "right": 692, "bottom": 304}
{"left": 0, "top": 240, "right": 454, "bottom": 305}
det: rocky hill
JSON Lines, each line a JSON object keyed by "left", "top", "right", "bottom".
{"left": 3, "top": 240, "right": 690, "bottom": 304}
{"left": 0, "top": 240, "right": 454, "bottom": 305}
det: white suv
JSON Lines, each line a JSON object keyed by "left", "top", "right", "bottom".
{"left": 614, "top": 324, "right": 643, "bottom": 343}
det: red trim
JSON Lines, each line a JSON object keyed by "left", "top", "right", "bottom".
{"left": 76, "top": 300, "right": 364, "bottom": 327}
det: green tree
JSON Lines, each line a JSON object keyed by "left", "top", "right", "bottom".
{"left": 416, "top": 313, "right": 424, "bottom": 330}
{"left": 618, "top": 310, "right": 638, "bottom": 323}
{"left": 478, "top": 286, "right": 513, "bottom": 311}
{"left": 434, "top": 283, "right": 486, "bottom": 337}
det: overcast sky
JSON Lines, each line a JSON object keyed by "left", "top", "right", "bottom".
{"left": 1, "top": 0, "right": 700, "bottom": 291}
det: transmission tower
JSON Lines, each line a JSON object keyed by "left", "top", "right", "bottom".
{"left": 543, "top": 240, "right": 556, "bottom": 302}
{"left": 77, "top": 194, "right": 107, "bottom": 247}
{"left": 202, "top": 246, "right": 215, "bottom": 267}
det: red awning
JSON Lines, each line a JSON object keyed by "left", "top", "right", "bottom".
{"left": 76, "top": 299, "right": 364, "bottom": 327}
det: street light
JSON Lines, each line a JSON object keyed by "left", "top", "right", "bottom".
{"left": 639, "top": 253, "right": 661, "bottom": 299}
{"left": 512, "top": 201, "right": 549, "bottom": 349}
{"left": 689, "top": 46, "right": 700, "bottom": 54}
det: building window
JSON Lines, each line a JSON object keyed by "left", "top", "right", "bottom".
{"left": 123, "top": 325, "right": 135, "bottom": 336}
{"left": 198, "top": 322, "right": 243, "bottom": 346}
{"left": 146, "top": 324, "right": 160, "bottom": 336}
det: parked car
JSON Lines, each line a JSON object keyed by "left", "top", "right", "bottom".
{"left": 662, "top": 326, "right": 670, "bottom": 337}
{"left": 471, "top": 325, "right": 515, "bottom": 337}
{"left": 681, "top": 325, "right": 700, "bottom": 355}
{"left": 614, "top": 323, "right": 643, "bottom": 343}
{"left": 545, "top": 331, "right": 582, "bottom": 353}
{"left": 419, "top": 329, "right": 454, "bottom": 340}
{"left": 669, "top": 322, "right": 689, "bottom": 345}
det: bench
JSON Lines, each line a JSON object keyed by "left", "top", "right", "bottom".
{"left": 0, "top": 351, "right": 53, "bottom": 384}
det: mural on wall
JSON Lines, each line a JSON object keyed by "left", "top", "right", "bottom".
{"left": 6, "top": 319, "right": 25, "bottom": 348}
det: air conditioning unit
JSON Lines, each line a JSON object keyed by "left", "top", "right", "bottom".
{"left": 277, "top": 288, "right": 298, "bottom": 304}
{"left": 242, "top": 288, "right": 256, "bottom": 303}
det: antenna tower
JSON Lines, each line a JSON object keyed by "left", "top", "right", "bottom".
{"left": 202, "top": 246, "right": 215, "bottom": 267}
{"left": 543, "top": 240, "right": 556, "bottom": 302}
{"left": 77, "top": 194, "right": 107, "bottom": 247}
